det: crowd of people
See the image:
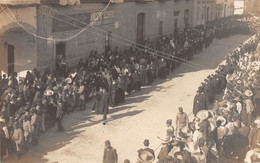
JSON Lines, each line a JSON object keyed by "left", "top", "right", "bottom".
{"left": 0, "top": 15, "right": 257, "bottom": 161}
{"left": 104, "top": 30, "right": 260, "bottom": 163}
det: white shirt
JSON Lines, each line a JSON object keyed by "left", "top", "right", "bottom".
{"left": 236, "top": 102, "right": 242, "bottom": 114}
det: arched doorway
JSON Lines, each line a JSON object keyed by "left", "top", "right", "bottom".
{"left": 0, "top": 22, "right": 37, "bottom": 77}
{"left": 137, "top": 13, "right": 145, "bottom": 44}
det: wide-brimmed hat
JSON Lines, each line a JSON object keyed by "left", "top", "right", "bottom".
{"left": 0, "top": 117, "right": 6, "bottom": 123}
{"left": 254, "top": 119, "right": 260, "bottom": 125}
{"left": 196, "top": 110, "right": 209, "bottom": 121}
{"left": 208, "top": 118, "right": 216, "bottom": 132}
{"left": 44, "top": 90, "right": 54, "bottom": 96}
{"left": 138, "top": 150, "right": 155, "bottom": 163}
{"left": 217, "top": 116, "right": 227, "bottom": 126}
{"left": 65, "top": 78, "right": 72, "bottom": 84}
{"left": 185, "top": 142, "right": 200, "bottom": 153}
{"left": 170, "top": 145, "right": 182, "bottom": 157}
{"left": 78, "top": 86, "right": 84, "bottom": 94}
{"left": 71, "top": 72, "right": 77, "bottom": 78}
{"left": 245, "top": 90, "right": 253, "bottom": 97}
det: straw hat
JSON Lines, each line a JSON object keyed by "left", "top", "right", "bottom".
{"left": 217, "top": 116, "right": 227, "bottom": 126}
{"left": 44, "top": 90, "right": 54, "bottom": 96}
{"left": 254, "top": 119, "right": 260, "bottom": 125}
{"left": 196, "top": 110, "right": 209, "bottom": 121}
{"left": 78, "top": 86, "right": 84, "bottom": 94}
{"left": 244, "top": 90, "right": 253, "bottom": 97}
{"left": 71, "top": 72, "right": 77, "bottom": 78}
{"left": 137, "top": 150, "right": 155, "bottom": 163}
{"left": 0, "top": 117, "right": 6, "bottom": 123}
{"left": 65, "top": 78, "right": 72, "bottom": 84}
{"left": 208, "top": 118, "right": 216, "bottom": 132}
{"left": 185, "top": 142, "right": 200, "bottom": 153}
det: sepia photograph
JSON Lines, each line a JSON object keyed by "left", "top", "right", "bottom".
{"left": 0, "top": 0, "right": 259, "bottom": 162}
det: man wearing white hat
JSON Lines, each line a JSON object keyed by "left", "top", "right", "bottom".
{"left": 137, "top": 139, "right": 155, "bottom": 163}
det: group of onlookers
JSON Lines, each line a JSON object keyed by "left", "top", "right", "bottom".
{"left": 103, "top": 17, "right": 260, "bottom": 163}
{"left": 0, "top": 15, "right": 255, "bottom": 161}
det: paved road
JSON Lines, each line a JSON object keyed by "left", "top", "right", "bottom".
{"left": 5, "top": 35, "right": 251, "bottom": 163}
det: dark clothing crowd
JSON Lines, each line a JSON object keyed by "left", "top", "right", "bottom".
{"left": 0, "top": 15, "right": 256, "bottom": 161}
{"left": 104, "top": 17, "right": 260, "bottom": 163}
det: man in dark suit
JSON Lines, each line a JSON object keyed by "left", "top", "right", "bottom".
{"left": 193, "top": 87, "right": 203, "bottom": 115}
{"left": 103, "top": 140, "right": 118, "bottom": 163}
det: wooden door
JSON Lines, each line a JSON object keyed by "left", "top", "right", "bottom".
{"left": 8, "top": 44, "right": 14, "bottom": 76}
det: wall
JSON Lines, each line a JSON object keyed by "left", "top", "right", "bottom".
{"left": 216, "top": 0, "right": 235, "bottom": 17}
{"left": 0, "top": 6, "right": 37, "bottom": 75}
{"left": 0, "top": 6, "right": 37, "bottom": 33}
{"left": 37, "top": 0, "right": 193, "bottom": 69}
{"left": 192, "top": 0, "right": 217, "bottom": 26}
{"left": 0, "top": 29, "right": 37, "bottom": 75}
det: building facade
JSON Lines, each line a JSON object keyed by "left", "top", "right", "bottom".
{"left": 0, "top": 0, "right": 195, "bottom": 75}
{"left": 215, "top": 0, "right": 235, "bottom": 18}
{"left": 0, "top": 0, "right": 231, "bottom": 75}
{"left": 245, "top": 0, "right": 260, "bottom": 14}
{"left": 192, "top": 0, "right": 217, "bottom": 26}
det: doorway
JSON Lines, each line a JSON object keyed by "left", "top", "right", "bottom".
{"left": 105, "top": 31, "right": 112, "bottom": 48}
{"left": 56, "top": 42, "right": 66, "bottom": 71}
{"left": 8, "top": 44, "right": 14, "bottom": 76}
{"left": 159, "top": 21, "right": 163, "bottom": 36}
{"left": 137, "top": 13, "right": 145, "bottom": 44}
{"left": 56, "top": 42, "right": 66, "bottom": 59}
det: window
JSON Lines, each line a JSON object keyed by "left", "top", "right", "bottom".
{"left": 197, "top": 6, "right": 199, "bottom": 20}
{"left": 105, "top": 31, "right": 112, "bottom": 47}
{"left": 184, "top": 9, "right": 189, "bottom": 25}
{"left": 159, "top": 21, "right": 163, "bottom": 36}
{"left": 174, "top": 11, "right": 180, "bottom": 16}
{"left": 202, "top": 6, "right": 204, "bottom": 19}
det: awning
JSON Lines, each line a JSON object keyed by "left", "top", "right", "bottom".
{"left": 0, "top": 0, "right": 40, "bottom": 5}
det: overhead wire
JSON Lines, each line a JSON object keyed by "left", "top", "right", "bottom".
{"left": 39, "top": 2, "right": 212, "bottom": 70}
{"left": 40, "top": 2, "right": 249, "bottom": 80}
{"left": 29, "top": 4, "right": 221, "bottom": 73}
{"left": 1, "top": 1, "right": 111, "bottom": 42}
{"left": 4, "top": 4, "right": 251, "bottom": 81}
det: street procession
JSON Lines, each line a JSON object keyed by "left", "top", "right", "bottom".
{"left": 0, "top": 0, "right": 260, "bottom": 162}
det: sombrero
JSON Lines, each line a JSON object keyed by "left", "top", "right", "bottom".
{"left": 78, "top": 86, "right": 84, "bottom": 94}
{"left": 208, "top": 118, "right": 216, "bottom": 132}
{"left": 217, "top": 116, "right": 226, "bottom": 126}
{"left": 196, "top": 110, "right": 209, "bottom": 121}
{"left": 137, "top": 150, "right": 155, "bottom": 163}
{"left": 65, "top": 78, "right": 72, "bottom": 84}
{"left": 254, "top": 119, "right": 260, "bottom": 125}
{"left": 185, "top": 142, "right": 200, "bottom": 153}
{"left": 71, "top": 72, "right": 77, "bottom": 78}
{"left": 0, "top": 117, "right": 5, "bottom": 123}
{"left": 44, "top": 90, "right": 54, "bottom": 96}
{"left": 245, "top": 90, "right": 253, "bottom": 97}
{"left": 170, "top": 145, "right": 184, "bottom": 159}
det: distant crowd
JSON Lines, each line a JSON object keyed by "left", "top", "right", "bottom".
{"left": 0, "top": 15, "right": 256, "bottom": 161}
{"left": 104, "top": 23, "right": 260, "bottom": 163}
